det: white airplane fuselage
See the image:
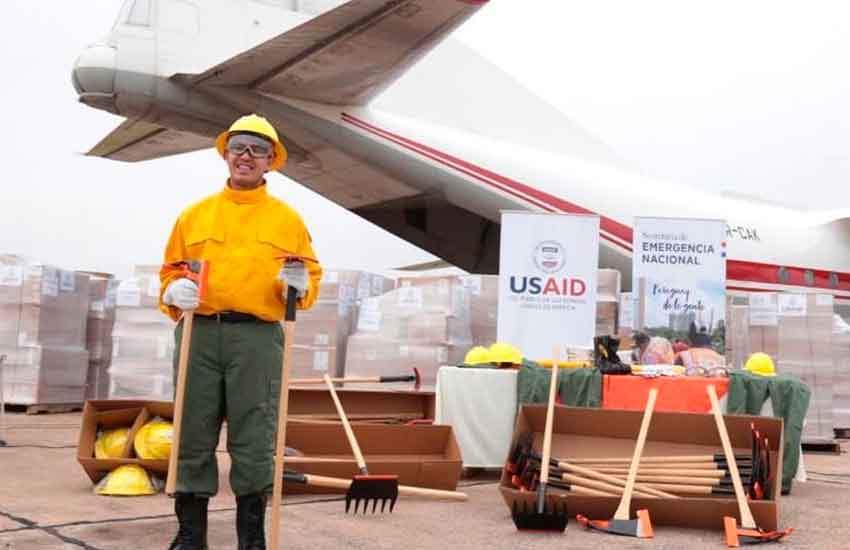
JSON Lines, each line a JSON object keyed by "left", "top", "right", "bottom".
{"left": 72, "top": 0, "right": 850, "bottom": 303}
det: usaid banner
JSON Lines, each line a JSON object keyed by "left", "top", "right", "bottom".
{"left": 498, "top": 212, "right": 600, "bottom": 359}
{"left": 633, "top": 217, "right": 727, "bottom": 351}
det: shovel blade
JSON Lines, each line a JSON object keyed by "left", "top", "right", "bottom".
{"left": 511, "top": 500, "right": 568, "bottom": 532}
{"left": 345, "top": 475, "right": 399, "bottom": 514}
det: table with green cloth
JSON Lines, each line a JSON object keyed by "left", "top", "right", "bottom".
{"left": 517, "top": 365, "right": 810, "bottom": 493}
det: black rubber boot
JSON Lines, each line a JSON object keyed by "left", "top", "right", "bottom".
{"left": 168, "top": 494, "right": 209, "bottom": 550}
{"left": 236, "top": 493, "right": 267, "bottom": 550}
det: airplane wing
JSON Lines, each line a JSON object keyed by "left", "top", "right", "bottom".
{"left": 182, "top": 0, "right": 488, "bottom": 105}
{"left": 86, "top": 119, "right": 213, "bottom": 162}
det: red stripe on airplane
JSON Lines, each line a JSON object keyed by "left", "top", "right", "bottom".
{"left": 341, "top": 112, "right": 634, "bottom": 251}
{"left": 341, "top": 113, "right": 850, "bottom": 292}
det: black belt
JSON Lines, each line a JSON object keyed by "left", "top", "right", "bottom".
{"left": 195, "top": 311, "right": 270, "bottom": 323}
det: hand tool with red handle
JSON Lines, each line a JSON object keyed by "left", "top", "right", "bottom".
{"left": 707, "top": 385, "right": 792, "bottom": 547}
{"left": 577, "top": 388, "right": 658, "bottom": 538}
{"left": 164, "top": 260, "right": 210, "bottom": 496}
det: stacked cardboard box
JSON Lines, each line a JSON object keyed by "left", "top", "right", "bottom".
{"left": 0, "top": 255, "right": 91, "bottom": 405}
{"left": 725, "top": 303, "right": 750, "bottom": 369}
{"left": 831, "top": 315, "right": 850, "bottom": 430}
{"left": 776, "top": 293, "right": 834, "bottom": 442}
{"left": 290, "top": 270, "right": 395, "bottom": 380}
{"left": 108, "top": 265, "right": 176, "bottom": 400}
{"left": 345, "top": 276, "right": 472, "bottom": 386}
{"left": 459, "top": 275, "right": 498, "bottom": 346}
{"left": 84, "top": 273, "right": 119, "bottom": 400}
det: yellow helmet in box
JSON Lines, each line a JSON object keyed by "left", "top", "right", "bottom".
{"left": 488, "top": 342, "right": 523, "bottom": 365}
{"left": 464, "top": 346, "right": 491, "bottom": 365}
{"left": 95, "top": 465, "right": 160, "bottom": 496}
{"left": 134, "top": 418, "right": 174, "bottom": 460}
{"left": 744, "top": 352, "right": 776, "bottom": 377}
{"left": 94, "top": 427, "right": 130, "bottom": 459}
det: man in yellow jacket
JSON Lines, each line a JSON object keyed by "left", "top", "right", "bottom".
{"left": 158, "top": 114, "right": 322, "bottom": 550}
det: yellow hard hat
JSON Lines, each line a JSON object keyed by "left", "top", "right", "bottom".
{"left": 488, "top": 342, "right": 523, "bottom": 365}
{"left": 215, "top": 114, "right": 288, "bottom": 171}
{"left": 95, "top": 465, "right": 159, "bottom": 496}
{"left": 134, "top": 419, "right": 173, "bottom": 460}
{"left": 94, "top": 428, "right": 130, "bottom": 459}
{"left": 464, "top": 346, "right": 491, "bottom": 365}
{"left": 744, "top": 352, "right": 776, "bottom": 377}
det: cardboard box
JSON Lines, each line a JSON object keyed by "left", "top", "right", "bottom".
{"left": 286, "top": 387, "right": 435, "bottom": 421}
{"left": 499, "top": 404, "right": 784, "bottom": 531}
{"left": 79, "top": 391, "right": 444, "bottom": 489}
{"left": 77, "top": 400, "right": 173, "bottom": 483}
{"left": 1, "top": 346, "right": 89, "bottom": 405}
{"left": 283, "top": 421, "right": 462, "bottom": 494}
{"left": 345, "top": 333, "right": 464, "bottom": 386}
{"left": 595, "top": 301, "right": 618, "bottom": 336}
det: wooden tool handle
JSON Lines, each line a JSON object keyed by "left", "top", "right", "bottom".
{"left": 591, "top": 467, "right": 726, "bottom": 478}
{"left": 324, "top": 374, "right": 368, "bottom": 473}
{"left": 538, "top": 356, "right": 560, "bottom": 486}
{"left": 293, "top": 376, "right": 380, "bottom": 385}
{"left": 301, "top": 473, "right": 468, "bottom": 501}
{"left": 561, "top": 473, "right": 658, "bottom": 498}
{"left": 632, "top": 475, "right": 722, "bottom": 487}
{"left": 571, "top": 485, "right": 621, "bottom": 497}
{"left": 568, "top": 455, "right": 719, "bottom": 464}
{"left": 269, "top": 313, "right": 297, "bottom": 550}
{"left": 707, "top": 384, "right": 756, "bottom": 529}
{"left": 166, "top": 311, "right": 194, "bottom": 495}
{"left": 558, "top": 462, "right": 677, "bottom": 498}
{"left": 614, "top": 388, "right": 658, "bottom": 520}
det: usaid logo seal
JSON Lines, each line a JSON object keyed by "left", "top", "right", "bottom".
{"left": 532, "top": 241, "right": 565, "bottom": 273}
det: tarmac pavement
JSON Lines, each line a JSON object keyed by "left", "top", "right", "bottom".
{"left": 1, "top": 411, "right": 848, "bottom": 549}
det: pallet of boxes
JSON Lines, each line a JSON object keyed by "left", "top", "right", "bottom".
{"left": 345, "top": 275, "right": 473, "bottom": 387}
{"left": 0, "top": 255, "right": 90, "bottom": 413}
{"left": 83, "top": 273, "right": 119, "bottom": 400}
{"left": 108, "top": 266, "right": 176, "bottom": 400}
{"left": 726, "top": 292, "right": 841, "bottom": 446}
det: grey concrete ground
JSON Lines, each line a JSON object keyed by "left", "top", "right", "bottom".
{"left": 1, "top": 411, "right": 848, "bottom": 549}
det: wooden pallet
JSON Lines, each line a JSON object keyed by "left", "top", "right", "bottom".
{"left": 3, "top": 402, "right": 84, "bottom": 415}
{"left": 802, "top": 439, "right": 842, "bottom": 454}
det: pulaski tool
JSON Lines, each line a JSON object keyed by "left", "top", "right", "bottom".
{"left": 164, "top": 260, "right": 210, "bottom": 496}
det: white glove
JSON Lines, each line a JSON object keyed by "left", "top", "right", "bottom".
{"left": 278, "top": 261, "right": 309, "bottom": 299}
{"left": 163, "top": 278, "right": 200, "bottom": 311}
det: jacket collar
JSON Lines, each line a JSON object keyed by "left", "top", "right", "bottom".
{"left": 222, "top": 180, "right": 268, "bottom": 204}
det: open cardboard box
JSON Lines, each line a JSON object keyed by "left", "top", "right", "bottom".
{"left": 287, "top": 386, "right": 435, "bottom": 422}
{"left": 499, "top": 404, "right": 783, "bottom": 531}
{"left": 283, "top": 421, "right": 462, "bottom": 494}
{"left": 78, "top": 390, "right": 453, "bottom": 491}
{"left": 78, "top": 400, "right": 173, "bottom": 483}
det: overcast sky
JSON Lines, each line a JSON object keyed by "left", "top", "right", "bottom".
{"left": 1, "top": 0, "right": 849, "bottom": 278}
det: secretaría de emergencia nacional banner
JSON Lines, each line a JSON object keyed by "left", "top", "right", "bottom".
{"left": 633, "top": 216, "right": 727, "bottom": 352}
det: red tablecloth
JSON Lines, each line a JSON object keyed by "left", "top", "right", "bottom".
{"left": 602, "top": 375, "right": 730, "bottom": 413}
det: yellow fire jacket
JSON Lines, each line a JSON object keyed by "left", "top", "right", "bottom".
{"left": 159, "top": 182, "right": 322, "bottom": 321}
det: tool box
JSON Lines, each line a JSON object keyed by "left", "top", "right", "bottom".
{"left": 499, "top": 404, "right": 783, "bottom": 531}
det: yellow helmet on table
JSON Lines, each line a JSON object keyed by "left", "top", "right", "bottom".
{"left": 744, "top": 352, "right": 776, "bottom": 377}
{"left": 464, "top": 346, "right": 491, "bottom": 365}
{"left": 488, "top": 342, "right": 523, "bottom": 366}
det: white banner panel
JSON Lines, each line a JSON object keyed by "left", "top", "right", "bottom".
{"left": 633, "top": 217, "right": 727, "bottom": 351}
{"left": 498, "top": 212, "right": 600, "bottom": 359}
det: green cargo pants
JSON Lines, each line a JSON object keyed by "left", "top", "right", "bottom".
{"left": 172, "top": 316, "right": 283, "bottom": 497}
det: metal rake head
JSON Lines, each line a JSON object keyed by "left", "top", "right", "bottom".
{"left": 511, "top": 499, "right": 568, "bottom": 531}
{"left": 345, "top": 475, "right": 399, "bottom": 514}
